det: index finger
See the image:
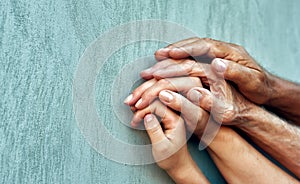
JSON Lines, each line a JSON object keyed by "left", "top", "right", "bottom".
{"left": 154, "top": 37, "right": 199, "bottom": 61}
{"left": 168, "top": 38, "right": 230, "bottom": 59}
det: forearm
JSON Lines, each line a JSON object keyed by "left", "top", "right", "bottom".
{"left": 205, "top": 126, "right": 298, "bottom": 184}
{"left": 237, "top": 106, "right": 300, "bottom": 178}
{"left": 266, "top": 74, "right": 300, "bottom": 124}
{"left": 166, "top": 154, "right": 210, "bottom": 184}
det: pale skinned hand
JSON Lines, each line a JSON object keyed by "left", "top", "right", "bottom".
{"left": 145, "top": 91, "right": 300, "bottom": 183}
{"left": 124, "top": 77, "right": 209, "bottom": 137}
{"left": 124, "top": 77, "right": 203, "bottom": 110}
{"left": 140, "top": 101, "right": 210, "bottom": 184}
{"left": 141, "top": 37, "right": 274, "bottom": 105}
{"left": 137, "top": 64, "right": 256, "bottom": 126}
{"left": 141, "top": 101, "right": 187, "bottom": 170}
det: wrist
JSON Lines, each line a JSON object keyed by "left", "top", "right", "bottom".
{"left": 166, "top": 154, "right": 209, "bottom": 184}
{"left": 264, "top": 73, "right": 282, "bottom": 106}
{"left": 166, "top": 152, "right": 193, "bottom": 178}
{"left": 263, "top": 73, "right": 300, "bottom": 123}
{"left": 235, "top": 105, "right": 267, "bottom": 129}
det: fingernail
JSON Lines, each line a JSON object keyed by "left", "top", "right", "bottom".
{"left": 159, "top": 90, "right": 174, "bottom": 103}
{"left": 124, "top": 94, "right": 133, "bottom": 104}
{"left": 189, "top": 89, "right": 202, "bottom": 103}
{"left": 145, "top": 114, "right": 153, "bottom": 122}
{"left": 144, "top": 114, "right": 155, "bottom": 128}
{"left": 135, "top": 98, "right": 143, "bottom": 108}
{"left": 214, "top": 59, "right": 227, "bottom": 72}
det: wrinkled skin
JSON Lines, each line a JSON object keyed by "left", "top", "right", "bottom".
{"left": 142, "top": 37, "right": 273, "bottom": 105}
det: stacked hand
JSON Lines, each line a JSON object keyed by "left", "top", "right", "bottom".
{"left": 124, "top": 37, "right": 300, "bottom": 182}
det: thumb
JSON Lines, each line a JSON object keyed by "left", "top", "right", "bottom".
{"left": 211, "top": 58, "right": 256, "bottom": 86}
{"left": 188, "top": 87, "right": 228, "bottom": 123}
{"left": 187, "top": 87, "right": 213, "bottom": 111}
{"left": 144, "top": 114, "right": 166, "bottom": 144}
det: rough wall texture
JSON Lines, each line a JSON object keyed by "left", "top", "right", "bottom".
{"left": 1, "top": 0, "right": 300, "bottom": 183}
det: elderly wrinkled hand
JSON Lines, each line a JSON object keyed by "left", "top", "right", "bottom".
{"left": 141, "top": 37, "right": 274, "bottom": 105}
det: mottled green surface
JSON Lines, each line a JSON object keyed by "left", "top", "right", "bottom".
{"left": 1, "top": 0, "right": 300, "bottom": 183}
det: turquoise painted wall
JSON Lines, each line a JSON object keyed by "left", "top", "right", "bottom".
{"left": 1, "top": 0, "right": 300, "bottom": 183}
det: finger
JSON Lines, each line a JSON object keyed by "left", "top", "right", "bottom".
{"left": 132, "top": 100, "right": 181, "bottom": 133}
{"left": 211, "top": 58, "right": 260, "bottom": 88}
{"left": 130, "top": 106, "right": 137, "bottom": 112}
{"left": 187, "top": 87, "right": 213, "bottom": 111}
{"left": 159, "top": 90, "right": 201, "bottom": 120}
{"left": 153, "top": 61, "right": 211, "bottom": 80}
{"left": 188, "top": 87, "right": 233, "bottom": 124}
{"left": 166, "top": 37, "right": 200, "bottom": 49}
{"left": 168, "top": 38, "right": 236, "bottom": 60}
{"left": 155, "top": 37, "right": 199, "bottom": 61}
{"left": 124, "top": 78, "right": 157, "bottom": 105}
{"left": 144, "top": 114, "right": 166, "bottom": 144}
{"left": 140, "top": 59, "right": 182, "bottom": 80}
{"left": 159, "top": 90, "right": 209, "bottom": 134}
{"left": 135, "top": 77, "right": 202, "bottom": 109}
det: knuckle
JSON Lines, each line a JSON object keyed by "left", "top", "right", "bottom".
{"left": 149, "top": 123, "right": 161, "bottom": 134}
{"left": 190, "top": 76, "right": 201, "bottom": 86}
{"left": 173, "top": 96, "right": 182, "bottom": 109}
{"left": 202, "top": 37, "right": 213, "bottom": 42}
{"left": 222, "top": 108, "right": 236, "bottom": 123}
{"left": 181, "top": 60, "right": 195, "bottom": 73}
{"left": 224, "top": 108, "right": 235, "bottom": 118}
{"left": 257, "top": 73, "right": 266, "bottom": 82}
{"left": 158, "top": 78, "right": 171, "bottom": 86}
{"left": 132, "top": 90, "right": 141, "bottom": 98}
{"left": 202, "top": 95, "right": 213, "bottom": 109}
{"left": 250, "top": 73, "right": 266, "bottom": 90}
{"left": 134, "top": 111, "right": 145, "bottom": 121}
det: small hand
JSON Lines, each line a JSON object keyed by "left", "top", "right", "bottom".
{"left": 141, "top": 101, "right": 187, "bottom": 170}
{"left": 139, "top": 101, "right": 210, "bottom": 184}
{"left": 124, "top": 77, "right": 203, "bottom": 111}
{"left": 124, "top": 77, "right": 209, "bottom": 136}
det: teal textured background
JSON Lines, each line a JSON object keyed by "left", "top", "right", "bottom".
{"left": 1, "top": 0, "right": 300, "bottom": 183}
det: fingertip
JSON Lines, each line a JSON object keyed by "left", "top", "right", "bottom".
{"left": 124, "top": 94, "right": 133, "bottom": 104}
{"left": 144, "top": 114, "right": 159, "bottom": 130}
{"left": 187, "top": 87, "right": 213, "bottom": 111}
{"left": 157, "top": 48, "right": 170, "bottom": 53}
{"left": 187, "top": 87, "right": 211, "bottom": 102}
{"left": 159, "top": 90, "right": 183, "bottom": 113}
{"left": 140, "top": 70, "right": 153, "bottom": 80}
{"left": 152, "top": 70, "right": 164, "bottom": 80}
{"left": 211, "top": 58, "right": 228, "bottom": 73}
{"left": 144, "top": 114, "right": 155, "bottom": 128}
{"left": 130, "top": 121, "right": 138, "bottom": 128}
{"left": 155, "top": 48, "right": 170, "bottom": 61}
{"left": 169, "top": 48, "right": 188, "bottom": 58}
{"left": 159, "top": 90, "right": 174, "bottom": 103}
{"left": 131, "top": 111, "right": 144, "bottom": 127}
{"left": 135, "top": 98, "right": 147, "bottom": 109}
{"left": 187, "top": 88, "right": 203, "bottom": 104}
